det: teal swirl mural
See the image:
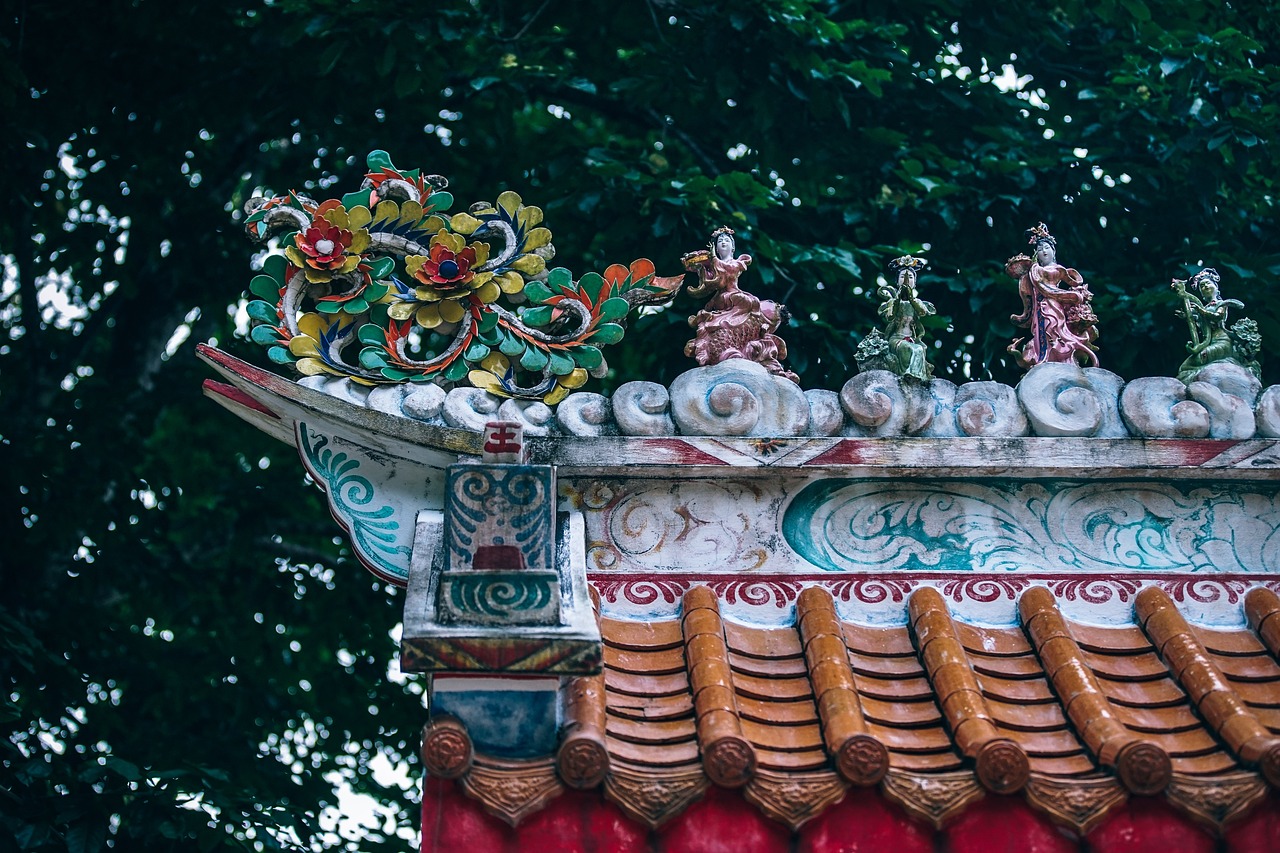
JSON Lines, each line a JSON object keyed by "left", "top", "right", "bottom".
{"left": 298, "top": 422, "right": 410, "bottom": 580}
{"left": 782, "top": 479, "right": 1280, "bottom": 574}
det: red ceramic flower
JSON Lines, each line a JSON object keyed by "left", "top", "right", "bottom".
{"left": 296, "top": 221, "right": 355, "bottom": 271}
{"left": 416, "top": 242, "right": 477, "bottom": 286}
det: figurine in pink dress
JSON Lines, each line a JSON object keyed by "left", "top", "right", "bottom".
{"left": 1007, "top": 223, "right": 1100, "bottom": 370}
{"left": 681, "top": 227, "right": 798, "bottom": 383}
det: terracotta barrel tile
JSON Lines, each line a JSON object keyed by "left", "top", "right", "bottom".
{"left": 1199, "top": 688, "right": 1250, "bottom": 726}
{"left": 1212, "top": 654, "right": 1280, "bottom": 682}
{"left": 739, "top": 719, "right": 823, "bottom": 752}
{"left": 1193, "top": 626, "right": 1268, "bottom": 657}
{"left": 974, "top": 737, "right": 1031, "bottom": 794}
{"left": 603, "top": 644, "right": 687, "bottom": 674}
{"left": 841, "top": 623, "right": 917, "bottom": 657}
{"left": 1010, "top": 729, "right": 1088, "bottom": 757}
{"left": 697, "top": 707, "right": 741, "bottom": 740}
{"left": 1178, "top": 661, "right": 1233, "bottom": 703}
{"left": 860, "top": 696, "right": 942, "bottom": 727}
{"left": 752, "top": 746, "right": 830, "bottom": 771}
{"left": 1070, "top": 623, "right": 1152, "bottom": 654}
{"left": 1244, "top": 587, "right": 1280, "bottom": 646}
{"left": 724, "top": 623, "right": 804, "bottom": 658}
{"left": 1168, "top": 751, "right": 1237, "bottom": 775}
{"left": 733, "top": 671, "right": 817, "bottom": 701}
{"left": 1232, "top": 680, "right": 1280, "bottom": 708}
{"left": 930, "top": 661, "right": 976, "bottom": 700}
{"left": 846, "top": 652, "right": 924, "bottom": 677}
{"left": 921, "top": 637, "right": 970, "bottom": 673}
{"left": 560, "top": 669, "right": 610, "bottom": 789}
{"left": 854, "top": 676, "right": 937, "bottom": 703}
{"left": 694, "top": 684, "right": 739, "bottom": 718}
{"left": 681, "top": 606, "right": 722, "bottom": 638}
{"left": 701, "top": 733, "right": 756, "bottom": 788}
{"left": 1036, "top": 635, "right": 1079, "bottom": 679}
{"left": 987, "top": 677, "right": 1056, "bottom": 703}
{"left": 682, "top": 585, "right": 720, "bottom": 613}
{"left": 1144, "top": 609, "right": 1193, "bottom": 656}
{"left": 986, "top": 698, "right": 1068, "bottom": 731}
{"left": 736, "top": 696, "right": 819, "bottom": 726}
{"left": 911, "top": 609, "right": 954, "bottom": 649}
{"left": 601, "top": 618, "right": 684, "bottom": 651}
{"left": 953, "top": 622, "right": 1033, "bottom": 657}
{"left": 887, "top": 750, "right": 965, "bottom": 772}
{"left": 808, "top": 658, "right": 855, "bottom": 697}
{"left": 1164, "top": 728, "right": 1225, "bottom": 756}
{"left": 953, "top": 716, "right": 1000, "bottom": 756}
{"left": 1239, "top": 736, "right": 1280, "bottom": 786}
{"left": 421, "top": 715, "right": 473, "bottom": 780}
{"left": 605, "top": 670, "right": 693, "bottom": 698}
{"left": 1219, "top": 712, "right": 1268, "bottom": 751}
{"left": 727, "top": 652, "right": 808, "bottom": 679}
{"left": 804, "top": 633, "right": 851, "bottom": 672}
{"left": 942, "top": 689, "right": 991, "bottom": 725}
{"left": 1112, "top": 740, "right": 1172, "bottom": 794}
{"left": 688, "top": 659, "right": 733, "bottom": 693}
{"left": 1097, "top": 675, "right": 1185, "bottom": 707}
{"left": 606, "top": 692, "right": 694, "bottom": 722}
{"left": 872, "top": 724, "right": 957, "bottom": 753}
{"left": 1018, "top": 586, "right": 1060, "bottom": 626}
{"left": 1135, "top": 585, "right": 1177, "bottom": 624}
{"left": 607, "top": 715, "right": 698, "bottom": 745}
{"left": 605, "top": 734, "right": 701, "bottom": 767}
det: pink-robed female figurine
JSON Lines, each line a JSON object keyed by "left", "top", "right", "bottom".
{"left": 681, "top": 226, "right": 798, "bottom": 383}
{"left": 1006, "top": 222, "right": 1100, "bottom": 370}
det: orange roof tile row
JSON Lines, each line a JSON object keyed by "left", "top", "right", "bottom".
{"left": 425, "top": 585, "right": 1280, "bottom": 834}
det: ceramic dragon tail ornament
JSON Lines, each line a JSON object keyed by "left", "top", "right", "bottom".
{"left": 241, "top": 150, "right": 684, "bottom": 405}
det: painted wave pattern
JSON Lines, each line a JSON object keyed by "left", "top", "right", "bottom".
{"left": 783, "top": 480, "right": 1280, "bottom": 574}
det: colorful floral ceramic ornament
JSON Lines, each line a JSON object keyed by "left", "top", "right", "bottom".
{"left": 242, "top": 151, "right": 685, "bottom": 404}
{"left": 1006, "top": 223, "right": 1100, "bottom": 370}
{"left": 854, "top": 256, "right": 936, "bottom": 381}
{"left": 1172, "top": 267, "right": 1262, "bottom": 383}
{"left": 681, "top": 227, "right": 798, "bottom": 383}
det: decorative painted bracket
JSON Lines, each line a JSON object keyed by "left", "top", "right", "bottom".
{"left": 400, "top": 422, "right": 601, "bottom": 675}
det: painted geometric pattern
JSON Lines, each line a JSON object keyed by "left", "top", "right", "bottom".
{"left": 400, "top": 635, "right": 601, "bottom": 674}
{"left": 446, "top": 464, "right": 554, "bottom": 572}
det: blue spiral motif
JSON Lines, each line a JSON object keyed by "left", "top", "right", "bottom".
{"left": 447, "top": 573, "right": 553, "bottom": 617}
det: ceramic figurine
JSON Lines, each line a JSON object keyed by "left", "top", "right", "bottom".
{"left": 1172, "top": 267, "right": 1262, "bottom": 383}
{"left": 855, "top": 256, "right": 936, "bottom": 380}
{"left": 1006, "top": 223, "right": 1100, "bottom": 370}
{"left": 681, "top": 227, "right": 798, "bottom": 383}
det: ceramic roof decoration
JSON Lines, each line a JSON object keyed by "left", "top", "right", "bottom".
{"left": 1173, "top": 267, "right": 1263, "bottom": 385}
{"left": 205, "top": 181, "right": 1280, "bottom": 852}
{"left": 854, "top": 255, "right": 936, "bottom": 381}
{"left": 681, "top": 227, "right": 798, "bottom": 383}
{"left": 1007, "top": 222, "right": 1101, "bottom": 371}
{"left": 243, "top": 150, "right": 685, "bottom": 405}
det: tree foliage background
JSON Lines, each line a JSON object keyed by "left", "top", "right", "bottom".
{"left": 3, "top": 0, "right": 1278, "bottom": 849}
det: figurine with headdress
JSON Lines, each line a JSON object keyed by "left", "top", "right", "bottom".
{"left": 1171, "top": 267, "right": 1261, "bottom": 383}
{"left": 1006, "top": 223, "right": 1100, "bottom": 370}
{"left": 680, "top": 227, "right": 798, "bottom": 383}
{"left": 855, "top": 256, "right": 936, "bottom": 380}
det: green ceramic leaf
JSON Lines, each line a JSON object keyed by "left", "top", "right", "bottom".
{"left": 357, "top": 324, "right": 386, "bottom": 346}
{"left": 477, "top": 311, "right": 498, "bottom": 333}
{"left": 381, "top": 366, "right": 414, "bottom": 380}
{"left": 596, "top": 297, "right": 630, "bottom": 323}
{"left": 247, "top": 300, "right": 278, "bottom": 323}
{"left": 572, "top": 345, "right": 603, "bottom": 369}
{"left": 464, "top": 341, "right": 491, "bottom": 362}
{"left": 547, "top": 349, "right": 576, "bottom": 376}
{"left": 425, "top": 191, "right": 453, "bottom": 213}
{"left": 315, "top": 301, "right": 343, "bottom": 314}
{"left": 264, "top": 254, "right": 290, "bottom": 284}
{"left": 546, "top": 267, "right": 573, "bottom": 289}
{"left": 250, "top": 325, "right": 279, "bottom": 345}
{"left": 443, "top": 359, "right": 469, "bottom": 381}
{"left": 409, "top": 373, "right": 433, "bottom": 383}
{"left": 267, "top": 346, "right": 294, "bottom": 364}
{"left": 367, "top": 256, "right": 395, "bottom": 280}
{"left": 345, "top": 297, "right": 369, "bottom": 314}
{"left": 522, "top": 306, "right": 554, "bottom": 327}
{"left": 365, "top": 282, "right": 389, "bottom": 301}
{"left": 498, "top": 332, "right": 526, "bottom": 357}
{"left": 359, "top": 348, "right": 389, "bottom": 369}
{"left": 523, "top": 281, "right": 555, "bottom": 304}
{"left": 342, "top": 189, "right": 373, "bottom": 211}
{"left": 520, "top": 345, "right": 549, "bottom": 371}
{"left": 367, "top": 150, "right": 394, "bottom": 172}
{"left": 578, "top": 272, "right": 605, "bottom": 303}
{"left": 249, "top": 275, "right": 280, "bottom": 301}
{"left": 590, "top": 322, "right": 625, "bottom": 345}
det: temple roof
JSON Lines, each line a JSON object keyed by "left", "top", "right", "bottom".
{"left": 423, "top": 585, "right": 1280, "bottom": 835}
